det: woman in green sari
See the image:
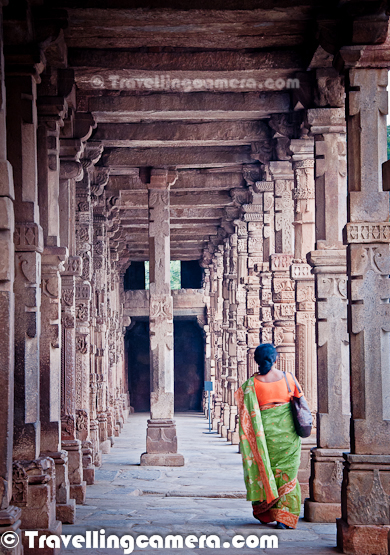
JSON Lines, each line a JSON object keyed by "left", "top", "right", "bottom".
{"left": 235, "top": 343, "right": 303, "bottom": 529}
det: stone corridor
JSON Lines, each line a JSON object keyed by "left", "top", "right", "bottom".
{"left": 62, "top": 413, "right": 336, "bottom": 555}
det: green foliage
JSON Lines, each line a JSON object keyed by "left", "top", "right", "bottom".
{"left": 143, "top": 260, "right": 181, "bottom": 290}
{"left": 387, "top": 125, "right": 390, "bottom": 160}
{"left": 170, "top": 260, "right": 181, "bottom": 289}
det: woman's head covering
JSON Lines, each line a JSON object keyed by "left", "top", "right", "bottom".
{"left": 254, "top": 343, "right": 278, "bottom": 375}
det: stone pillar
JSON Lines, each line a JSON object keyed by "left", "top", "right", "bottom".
{"left": 290, "top": 137, "right": 317, "bottom": 501}
{"left": 219, "top": 237, "right": 230, "bottom": 438}
{"left": 226, "top": 232, "right": 238, "bottom": 444}
{"left": 74, "top": 144, "right": 103, "bottom": 478}
{"left": 269, "top": 162, "right": 295, "bottom": 372}
{"left": 59, "top": 146, "right": 87, "bottom": 505}
{"left": 234, "top": 219, "right": 248, "bottom": 386}
{"left": 243, "top": 195, "right": 263, "bottom": 377}
{"left": 335, "top": 59, "right": 390, "bottom": 553}
{"left": 37, "top": 84, "right": 78, "bottom": 523}
{"left": 305, "top": 107, "right": 349, "bottom": 523}
{"left": 0, "top": 4, "right": 22, "bottom": 548}
{"left": 6, "top": 66, "right": 61, "bottom": 543}
{"left": 141, "top": 169, "right": 184, "bottom": 467}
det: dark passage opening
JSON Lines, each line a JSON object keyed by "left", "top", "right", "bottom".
{"left": 126, "top": 318, "right": 204, "bottom": 412}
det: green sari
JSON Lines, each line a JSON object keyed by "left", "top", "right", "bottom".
{"left": 235, "top": 376, "right": 301, "bottom": 528}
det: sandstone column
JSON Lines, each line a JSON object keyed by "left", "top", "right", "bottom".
{"left": 59, "top": 140, "right": 88, "bottom": 506}
{"left": 290, "top": 136, "right": 317, "bottom": 501}
{"left": 269, "top": 162, "right": 295, "bottom": 372}
{"left": 335, "top": 55, "right": 390, "bottom": 554}
{"left": 6, "top": 61, "right": 61, "bottom": 547}
{"left": 305, "top": 107, "right": 349, "bottom": 523}
{"left": 141, "top": 169, "right": 184, "bottom": 466}
{"left": 0, "top": 4, "right": 22, "bottom": 548}
{"left": 37, "top": 75, "right": 80, "bottom": 523}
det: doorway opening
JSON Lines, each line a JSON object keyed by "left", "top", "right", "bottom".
{"left": 126, "top": 317, "right": 204, "bottom": 412}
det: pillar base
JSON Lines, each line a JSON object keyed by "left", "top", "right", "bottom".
{"left": 100, "top": 439, "right": 111, "bottom": 454}
{"left": 0, "top": 507, "right": 22, "bottom": 555}
{"left": 140, "top": 453, "right": 184, "bottom": 466}
{"left": 304, "top": 499, "right": 341, "bottom": 523}
{"left": 337, "top": 518, "right": 390, "bottom": 555}
{"left": 56, "top": 499, "right": 76, "bottom": 524}
{"left": 70, "top": 481, "right": 86, "bottom": 504}
{"left": 22, "top": 519, "right": 62, "bottom": 555}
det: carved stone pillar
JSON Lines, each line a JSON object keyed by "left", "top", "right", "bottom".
{"left": 305, "top": 107, "right": 349, "bottom": 523}
{"left": 243, "top": 195, "right": 263, "bottom": 377}
{"left": 6, "top": 68, "right": 61, "bottom": 541}
{"left": 234, "top": 219, "right": 248, "bottom": 386}
{"left": 290, "top": 138, "right": 317, "bottom": 500}
{"left": 141, "top": 169, "right": 184, "bottom": 466}
{"left": 335, "top": 58, "right": 390, "bottom": 553}
{"left": 0, "top": 7, "right": 22, "bottom": 547}
{"left": 227, "top": 232, "right": 238, "bottom": 443}
{"left": 219, "top": 238, "right": 230, "bottom": 438}
{"left": 269, "top": 162, "right": 295, "bottom": 372}
{"left": 74, "top": 144, "right": 103, "bottom": 479}
{"left": 59, "top": 144, "right": 87, "bottom": 506}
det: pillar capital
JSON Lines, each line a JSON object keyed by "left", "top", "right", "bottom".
{"left": 148, "top": 168, "right": 178, "bottom": 189}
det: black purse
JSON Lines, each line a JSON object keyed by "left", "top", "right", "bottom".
{"left": 283, "top": 372, "right": 313, "bottom": 438}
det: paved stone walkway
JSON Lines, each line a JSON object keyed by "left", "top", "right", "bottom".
{"left": 62, "top": 413, "right": 338, "bottom": 555}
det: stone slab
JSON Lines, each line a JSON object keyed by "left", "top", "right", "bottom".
{"left": 304, "top": 500, "right": 341, "bottom": 523}
{"left": 337, "top": 518, "right": 390, "bottom": 555}
{"left": 56, "top": 499, "right": 76, "bottom": 524}
{"left": 70, "top": 481, "right": 87, "bottom": 504}
{"left": 140, "top": 453, "right": 185, "bottom": 467}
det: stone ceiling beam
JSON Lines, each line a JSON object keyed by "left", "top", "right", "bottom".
{"left": 69, "top": 48, "right": 305, "bottom": 72}
{"left": 88, "top": 92, "right": 290, "bottom": 123}
{"left": 90, "top": 121, "right": 271, "bottom": 147}
{"left": 65, "top": 7, "right": 313, "bottom": 49}
{"left": 102, "top": 146, "right": 252, "bottom": 169}
{"left": 107, "top": 170, "right": 244, "bottom": 191}
{"left": 118, "top": 190, "right": 233, "bottom": 209}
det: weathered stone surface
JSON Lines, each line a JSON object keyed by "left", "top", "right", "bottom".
{"left": 89, "top": 92, "right": 291, "bottom": 123}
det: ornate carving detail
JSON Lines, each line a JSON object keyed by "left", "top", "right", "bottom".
{"left": 348, "top": 470, "right": 389, "bottom": 525}
{"left": 91, "top": 167, "right": 110, "bottom": 196}
{"left": 76, "top": 410, "right": 88, "bottom": 431}
{"left": 14, "top": 223, "right": 43, "bottom": 253}
{"left": 76, "top": 304, "right": 88, "bottom": 322}
{"left": 11, "top": 463, "right": 28, "bottom": 506}
{"left": 62, "top": 256, "right": 82, "bottom": 276}
{"left": 242, "top": 164, "right": 263, "bottom": 186}
{"left": 150, "top": 295, "right": 173, "bottom": 320}
{"left": 76, "top": 334, "right": 88, "bottom": 354}
{"left": 346, "top": 222, "right": 390, "bottom": 244}
{"left": 62, "top": 315, "right": 75, "bottom": 328}
{"left": 61, "top": 414, "right": 75, "bottom": 438}
{"left": 291, "top": 263, "right": 312, "bottom": 280}
{"left": 271, "top": 254, "right": 294, "bottom": 272}
{"left": 62, "top": 289, "right": 74, "bottom": 306}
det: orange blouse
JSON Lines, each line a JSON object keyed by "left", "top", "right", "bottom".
{"left": 254, "top": 373, "right": 303, "bottom": 407}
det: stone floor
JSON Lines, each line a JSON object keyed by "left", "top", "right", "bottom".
{"left": 62, "top": 413, "right": 338, "bottom": 555}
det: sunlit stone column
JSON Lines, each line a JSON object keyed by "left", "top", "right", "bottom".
{"left": 141, "top": 169, "right": 184, "bottom": 466}
{"left": 336, "top": 53, "right": 390, "bottom": 554}
{"left": 305, "top": 107, "right": 349, "bottom": 523}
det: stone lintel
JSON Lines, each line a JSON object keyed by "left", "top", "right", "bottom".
{"left": 336, "top": 43, "right": 390, "bottom": 71}
{"left": 312, "top": 448, "right": 348, "bottom": 461}
{"left": 308, "top": 249, "right": 346, "bottom": 272}
{"left": 307, "top": 107, "right": 346, "bottom": 135}
{"left": 346, "top": 222, "right": 390, "bottom": 243}
{"left": 344, "top": 453, "right": 390, "bottom": 468}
